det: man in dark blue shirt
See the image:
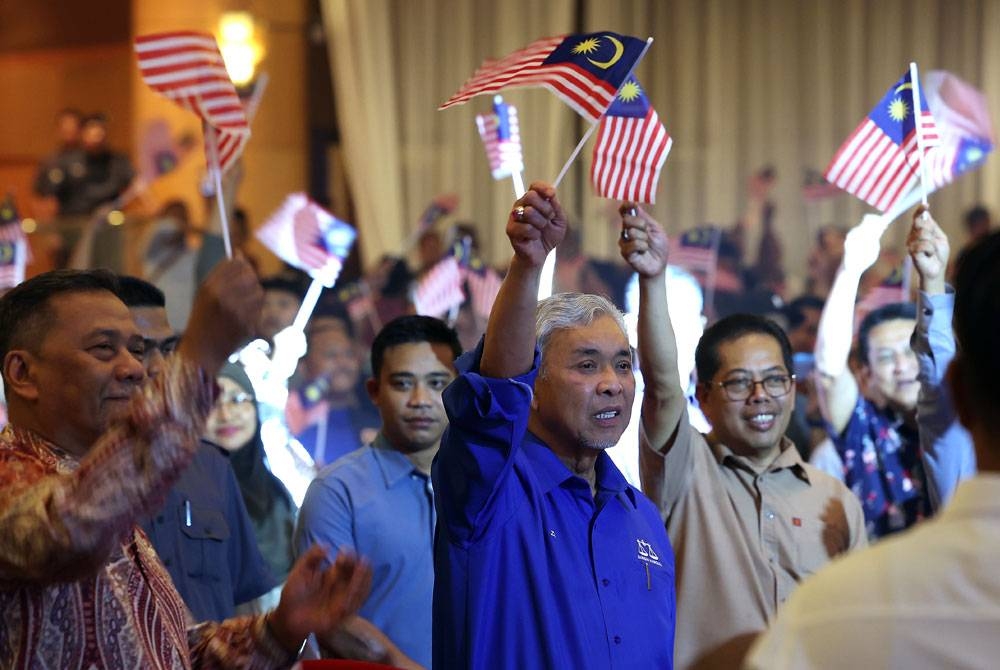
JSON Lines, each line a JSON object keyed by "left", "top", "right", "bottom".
{"left": 432, "top": 182, "right": 675, "bottom": 669}
{"left": 119, "top": 276, "right": 275, "bottom": 621}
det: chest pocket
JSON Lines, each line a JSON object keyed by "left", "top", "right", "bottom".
{"left": 178, "top": 504, "right": 231, "bottom": 581}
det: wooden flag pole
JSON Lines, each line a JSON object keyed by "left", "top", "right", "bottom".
{"left": 909, "top": 62, "right": 931, "bottom": 214}
{"left": 511, "top": 169, "right": 526, "bottom": 199}
{"left": 205, "top": 124, "right": 234, "bottom": 259}
{"left": 540, "top": 37, "right": 654, "bottom": 301}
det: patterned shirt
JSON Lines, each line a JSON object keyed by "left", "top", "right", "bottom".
{"left": 0, "top": 355, "right": 297, "bottom": 669}
{"left": 830, "top": 396, "right": 928, "bottom": 540}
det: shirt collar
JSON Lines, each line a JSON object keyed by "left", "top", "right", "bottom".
{"left": 2, "top": 424, "right": 79, "bottom": 469}
{"left": 708, "top": 434, "right": 811, "bottom": 484}
{"left": 370, "top": 432, "right": 422, "bottom": 488}
{"left": 522, "top": 432, "right": 638, "bottom": 508}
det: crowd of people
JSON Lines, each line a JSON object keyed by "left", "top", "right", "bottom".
{"left": 0, "top": 102, "right": 998, "bottom": 669}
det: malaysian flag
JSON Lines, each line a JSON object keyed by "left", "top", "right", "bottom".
{"left": 0, "top": 197, "right": 28, "bottom": 290}
{"left": 441, "top": 32, "right": 648, "bottom": 122}
{"left": 475, "top": 96, "right": 524, "bottom": 179}
{"left": 669, "top": 227, "right": 720, "bottom": 275}
{"left": 135, "top": 31, "right": 250, "bottom": 174}
{"left": 921, "top": 70, "right": 995, "bottom": 191}
{"left": 824, "top": 70, "right": 942, "bottom": 213}
{"left": 590, "top": 79, "right": 672, "bottom": 204}
{"left": 256, "top": 194, "right": 357, "bottom": 287}
{"left": 413, "top": 256, "right": 465, "bottom": 317}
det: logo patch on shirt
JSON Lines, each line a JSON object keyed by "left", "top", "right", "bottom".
{"left": 636, "top": 539, "right": 662, "bottom": 566}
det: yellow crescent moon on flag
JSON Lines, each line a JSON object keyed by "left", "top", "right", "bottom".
{"left": 895, "top": 82, "right": 913, "bottom": 94}
{"left": 587, "top": 36, "right": 624, "bottom": 70}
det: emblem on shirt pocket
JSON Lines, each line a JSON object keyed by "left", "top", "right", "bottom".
{"left": 636, "top": 538, "right": 662, "bottom": 566}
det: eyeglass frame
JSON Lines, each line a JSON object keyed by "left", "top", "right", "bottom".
{"left": 704, "top": 373, "right": 797, "bottom": 402}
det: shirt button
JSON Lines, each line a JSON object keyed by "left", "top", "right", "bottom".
{"left": 601, "top": 578, "right": 610, "bottom": 587}
{"left": 613, "top": 635, "right": 622, "bottom": 644}
{"left": 157, "top": 515, "right": 164, "bottom": 523}
{"left": 766, "top": 512, "right": 775, "bottom": 520}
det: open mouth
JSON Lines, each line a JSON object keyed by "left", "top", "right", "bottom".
{"left": 746, "top": 413, "right": 776, "bottom": 431}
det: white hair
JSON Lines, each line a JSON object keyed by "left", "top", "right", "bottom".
{"left": 535, "top": 292, "right": 628, "bottom": 359}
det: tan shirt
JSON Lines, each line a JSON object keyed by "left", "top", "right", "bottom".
{"left": 640, "top": 413, "right": 866, "bottom": 670}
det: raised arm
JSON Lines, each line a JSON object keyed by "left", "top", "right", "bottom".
{"left": 480, "top": 182, "right": 567, "bottom": 378}
{"left": 814, "top": 214, "right": 889, "bottom": 434}
{"left": 906, "top": 207, "right": 976, "bottom": 508}
{"left": 0, "top": 259, "right": 261, "bottom": 584}
{"left": 618, "top": 204, "right": 686, "bottom": 453}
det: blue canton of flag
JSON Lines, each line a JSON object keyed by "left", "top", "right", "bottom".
{"left": 540, "top": 32, "right": 648, "bottom": 96}
{"left": 441, "top": 31, "right": 648, "bottom": 122}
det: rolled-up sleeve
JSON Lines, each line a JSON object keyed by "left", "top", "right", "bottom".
{"left": 433, "top": 342, "right": 539, "bottom": 545}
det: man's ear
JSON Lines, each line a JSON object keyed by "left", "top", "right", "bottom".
{"left": 3, "top": 351, "right": 40, "bottom": 401}
{"left": 946, "top": 358, "right": 975, "bottom": 431}
{"left": 365, "top": 376, "right": 379, "bottom": 404}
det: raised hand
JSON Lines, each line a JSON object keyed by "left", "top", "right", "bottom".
{"left": 906, "top": 206, "right": 950, "bottom": 295}
{"left": 842, "top": 213, "right": 891, "bottom": 276}
{"left": 179, "top": 257, "right": 263, "bottom": 375}
{"left": 618, "top": 202, "right": 668, "bottom": 278}
{"left": 506, "top": 182, "right": 568, "bottom": 267}
{"left": 267, "top": 544, "right": 373, "bottom": 653}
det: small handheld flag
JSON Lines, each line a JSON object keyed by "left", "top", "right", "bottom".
{"left": 590, "top": 79, "right": 672, "bottom": 204}
{"left": 256, "top": 194, "right": 357, "bottom": 288}
{"left": 824, "top": 69, "right": 941, "bottom": 213}
{"left": 921, "top": 70, "right": 995, "bottom": 191}
{"left": 134, "top": 31, "right": 251, "bottom": 175}
{"left": 476, "top": 96, "right": 524, "bottom": 180}
{"left": 441, "top": 32, "right": 649, "bottom": 122}
{"left": 413, "top": 256, "right": 465, "bottom": 317}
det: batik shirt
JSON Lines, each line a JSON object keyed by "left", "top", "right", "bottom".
{"left": 831, "top": 397, "right": 928, "bottom": 540}
{"left": 0, "top": 355, "right": 297, "bottom": 669}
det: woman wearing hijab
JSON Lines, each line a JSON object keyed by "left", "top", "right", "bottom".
{"left": 205, "top": 363, "right": 297, "bottom": 607}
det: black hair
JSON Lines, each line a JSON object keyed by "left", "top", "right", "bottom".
{"left": 116, "top": 275, "right": 166, "bottom": 308}
{"left": 371, "top": 315, "right": 461, "bottom": 379}
{"left": 308, "top": 300, "right": 355, "bottom": 340}
{"left": 953, "top": 230, "right": 1000, "bottom": 416}
{"left": 784, "top": 295, "right": 825, "bottom": 330}
{"left": 964, "top": 205, "right": 991, "bottom": 231}
{"left": 695, "top": 313, "right": 794, "bottom": 383}
{"left": 260, "top": 275, "right": 307, "bottom": 302}
{"left": 857, "top": 302, "right": 917, "bottom": 364}
{"left": 0, "top": 269, "right": 120, "bottom": 380}
{"left": 81, "top": 112, "right": 108, "bottom": 127}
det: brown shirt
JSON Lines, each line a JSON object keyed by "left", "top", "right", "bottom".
{"left": 641, "top": 414, "right": 866, "bottom": 670}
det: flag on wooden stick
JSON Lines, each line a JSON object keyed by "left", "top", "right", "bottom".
{"left": 135, "top": 31, "right": 250, "bottom": 174}
{"left": 256, "top": 194, "right": 356, "bottom": 287}
{"left": 441, "top": 32, "right": 648, "bottom": 122}
{"left": 824, "top": 69, "right": 941, "bottom": 213}
{"left": 590, "top": 79, "right": 672, "bottom": 203}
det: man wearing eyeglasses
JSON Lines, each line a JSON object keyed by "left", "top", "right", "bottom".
{"left": 621, "top": 206, "right": 866, "bottom": 670}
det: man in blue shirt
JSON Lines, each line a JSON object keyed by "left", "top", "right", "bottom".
{"left": 432, "top": 182, "right": 675, "bottom": 670}
{"left": 906, "top": 207, "right": 976, "bottom": 507}
{"left": 296, "top": 315, "right": 461, "bottom": 668}
{"left": 119, "top": 276, "right": 275, "bottom": 621}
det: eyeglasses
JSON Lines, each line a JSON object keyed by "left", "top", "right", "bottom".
{"left": 709, "top": 374, "right": 795, "bottom": 401}
{"left": 216, "top": 391, "right": 255, "bottom": 408}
